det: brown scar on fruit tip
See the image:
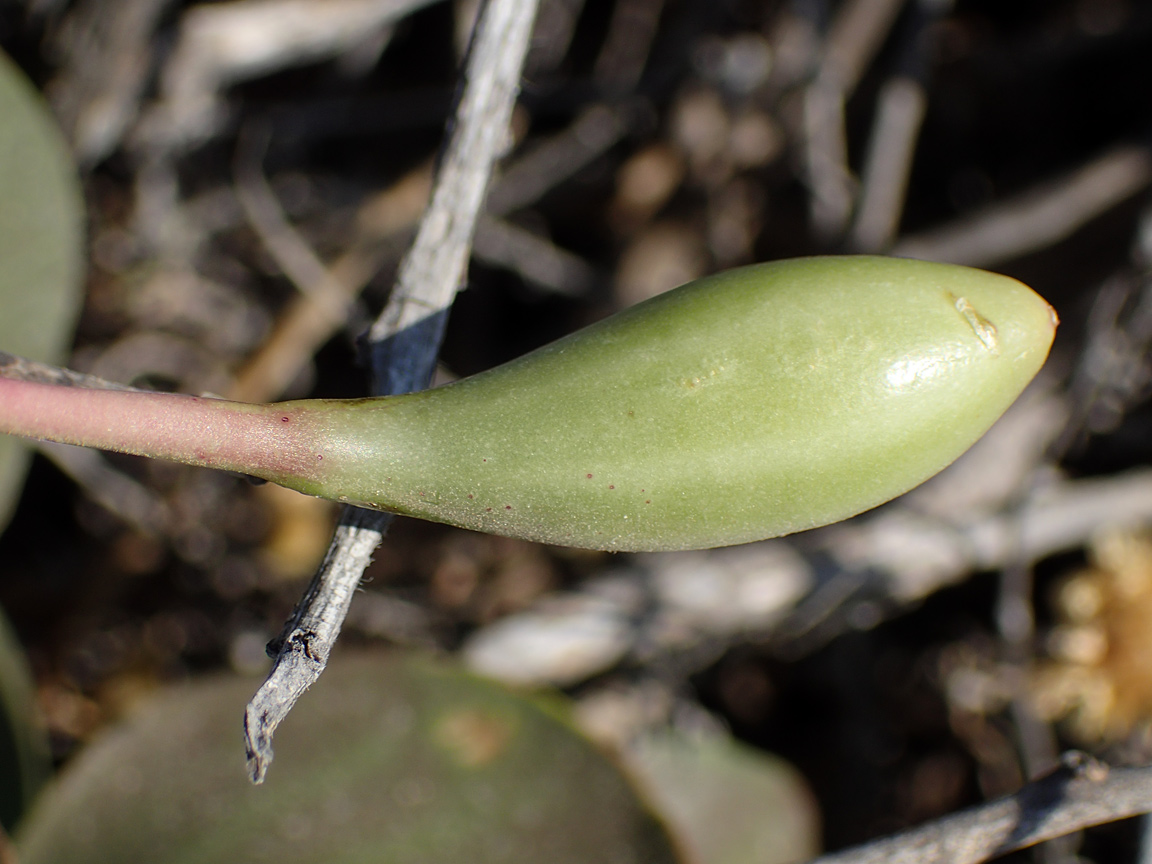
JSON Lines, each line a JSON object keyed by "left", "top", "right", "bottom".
{"left": 948, "top": 292, "right": 998, "bottom": 352}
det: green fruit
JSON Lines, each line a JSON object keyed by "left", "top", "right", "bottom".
{"left": 0, "top": 256, "right": 1056, "bottom": 551}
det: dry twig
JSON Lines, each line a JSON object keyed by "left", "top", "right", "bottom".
{"left": 38, "top": 443, "right": 173, "bottom": 536}
{"left": 849, "top": 75, "right": 926, "bottom": 252}
{"left": 231, "top": 98, "right": 627, "bottom": 403}
{"left": 0, "top": 352, "right": 135, "bottom": 391}
{"left": 229, "top": 127, "right": 359, "bottom": 402}
{"left": 241, "top": 0, "right": 542, "bottom": 784}
{"left": 804, "top": 0, "right": 909, "bottom": 240}
{"left": 807, "top": 754, "right": 1152, "bottom": 864}
{"left": 893, "top": 145, "right": 1152, "bottom": 267}
{"left": 473, "top": 215, "right": 597, "bottom": 296}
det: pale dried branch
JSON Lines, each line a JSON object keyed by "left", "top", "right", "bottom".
{"left": 803, "top": 0, "right": 909, "bottom": 239}
{"left": 231, "top": 162, "right": 432, "bottom": 403}
{"left": 38, "top": 443, "right": 173, "bottom": 536}
{"left": 232, "top": 97, "right": 629, "bottom": 403}
{"left": 807, "top": 754, "right": 1152, "bottom": 864}
{"left": 366, "top": 0, "right": 541, "bottom": 357}
{"left": 0, "top": 352, "right": 136, "bottom": 391}
{"left": 593, "top": 0, "right": 665, "bottom": 92}
{"left": 48, "top": 0, "right": 169, "bottom": 164}
{"left": 893, "top": 145, "right": 1152, "bottom": 267}
{"left": 849, "top": 76, "right": 927, "bottom": 252}
{"left": 803, "top": 81, "right": 855, "bottom": 239}
{"left": 819, "top": 0, "right": 909, "bottom": 94}
{"left": 143, "top": 0, "right": 440, "bottom": 145}
{"left": 233, "top": 128, "right": 349, "bottom": 317}
{"left": 242, "top": 0, "right": 542, "bottom": 784}
{"left": 849, "top": 0, "right": 951, "bottom": 252}
{"left": 473, "top": 215, "right": 597, "bottom": 296}
{"left": 485, "top": 103, "right": 633, "bottom": 217}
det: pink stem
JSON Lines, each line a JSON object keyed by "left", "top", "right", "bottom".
{"left": 0, "top": 378, "right": 326, "bottom": 484}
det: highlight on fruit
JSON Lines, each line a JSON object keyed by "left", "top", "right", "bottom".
{"left": 0, "top": 256, "right": 1057, "bottom": 551}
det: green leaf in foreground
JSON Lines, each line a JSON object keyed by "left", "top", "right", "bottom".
{"left": 0, "top": 257, "right": 1055, "bottom": 551}
{"left": 0, "top": 604, "right": 50, "bottom": 834}
{"left": 16, "top": 652, "right": 681, "bottom": 864}
{"left": 0, "top": 49, "right": 85, "bottom": 533}
{"left": 626, "top": 729, "right": 820, "bottom": 864}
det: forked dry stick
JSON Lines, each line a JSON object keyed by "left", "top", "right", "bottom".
{"left": 241, "top": 0, "right": 542, "bottom": 783}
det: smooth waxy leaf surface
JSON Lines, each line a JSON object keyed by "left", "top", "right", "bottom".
{"left": 0, "top": 50, "right": 85, "bottom": 533}
{"left": 292, "top": 257, "right": 1058, "bottom": 548}
{"left": 626, "top": 729, "right": 821, "bottom": 864}
{"left": 0, "top": 257, "right": 1055, "bottom": 551}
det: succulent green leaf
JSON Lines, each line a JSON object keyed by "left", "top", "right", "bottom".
{"left": 0, "top": 50, "right": 85, "bottom": 533}
{"left": 15, "top": 653, "right": 681, "bottom": 864}
{"left": 626, "top": 730, "right": 820, "bottom": 864}
{"left": 0, "top": 604, "right": 51, "bottom": 834}
{"left": 0, "top": 257, "right": 1055, "bottom": 551}
{"left": 300, "top": 257, "right": 1058, "bottom": 548}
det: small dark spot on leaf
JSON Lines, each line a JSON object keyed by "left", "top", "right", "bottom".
{"left": 505, "top": 505, "right": 512, "bottom": 510}
{"left": 281, "top": 416, "right": 290, "bottom": 423}
{"left": 608, "top": 485, "right": 615, "bottom": 490}
{"left": 486, "top": 508, "right": 492, "bottom": 512}
{"left": 646, "top": 500, "right": 651, "bottom": 504}
{"left": 467, "top": 494, "right": 474, "bottom": 499}
{"left": 586, "top": 473, "right": 593, "bottom": 479}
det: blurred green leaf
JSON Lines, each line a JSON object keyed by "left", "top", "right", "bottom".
{"left": 626, "top": 729, "right": 820, "bottom": 864}
{"left": 0, "top": 49, "right": 85, "bottom": 533}
{"left": 16, "top": 652, "right": 682, "bottom": 864}
{"left": 0, "top": 603, "right": 51, "bottom": 834}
